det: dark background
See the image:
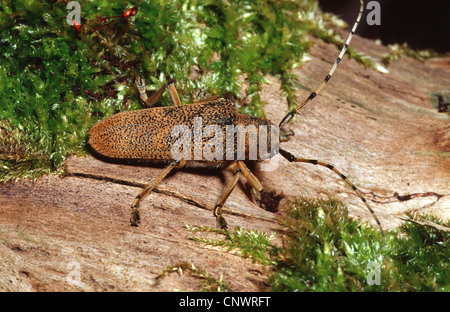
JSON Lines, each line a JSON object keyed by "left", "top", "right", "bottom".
{"left": 318, "top": 0, "right": 449, "bottom": 53}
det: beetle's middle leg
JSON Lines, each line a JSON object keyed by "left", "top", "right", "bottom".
{"left": 214, "top": 163, "right": 241, "bottom": 229}
{"left": 236, "top": 160, "right": 264, "bottom": 202}
{"left": 135, "top": 76, "right": 182, "bottom": 108}
{"left": 130, "top": 159, "right": 185, "bottom": 226}
{"left": 214, "top": 161, "right": 263, "bottom": 228}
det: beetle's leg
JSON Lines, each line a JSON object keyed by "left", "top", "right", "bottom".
{"left": 279, "top": 128, "right": 294, "bottom": 142}
{"left": 237, "top": 161, "right": 263, "bottom": 193}
{"left": 234, "top": 160, "right": 265, "bottom": 204}
{"left": 214, "top": 163, "right": 242, "bottom": 229}
{"left": 167, "top": 82, "right": 182, "bottom": 106}
{"left": 134, "top": 77, "right": 182, "bottom": 107}
{"left": 279, "top": 148, "right": 386, "bottom": 249}
{"left": 135, "top": 76, "right": 165, "bottom": 108}
{"left": 214, "top": 161, "right": 265, "bottom": 228}
{"left": 130, "top": 159, "right": 185, "bottom": 226}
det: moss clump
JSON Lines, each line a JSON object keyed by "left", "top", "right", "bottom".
{"left": 0, "top": 0, "right": 370, "bottom": 182}
{"left": 381, "top": 43, "right": 439, "bottom": 66}
{"left": 273, "top": 198, "right": 449, "bottom": 291}
{"left": 189, "top": 198, "right": 450, "bottom": 291}
{"left": 0, "top": 120, "right": 54, "bottom": 181}
{"left": 270, "top": 197, "right": 386, "bottom": 291}
{"left": 157, "top": 261, "right": 231, "bottom": 292}
{"left": 188, "top": 225, "right": 280, "bottom": 265}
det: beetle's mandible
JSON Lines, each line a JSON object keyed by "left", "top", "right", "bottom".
{"left": 88, "top": 0, "right": 386, "bottom": 247}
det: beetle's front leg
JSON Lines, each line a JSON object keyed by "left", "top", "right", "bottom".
{"left": 214, "top": 165, "right": 242, "bottom": 229}
{"left": 213, "top": 161, "right": 264, "bottom": 229}
{"left": 279, "top": 128, "right": 294, "bottom": 142}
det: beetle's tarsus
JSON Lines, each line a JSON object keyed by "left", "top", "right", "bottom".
{"left": 279, "top": 128, "right": 294, "bottom": 142}
{"left": 216, "top": 214, "right": 228, "bottom": 229}
{"left": 214, "top": 204, "right": 228, "bottom": 229}
{"left": 250, "top": 186, "right": 262, "bottom": 202}
{"left": 130, "top": 205, "right": 141, "bottom": 226}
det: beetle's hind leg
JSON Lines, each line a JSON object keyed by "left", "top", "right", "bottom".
{"left": 135, "top": 76, "right": 163, "bottom": 108}
{"left": 134, "top": 76, "right": 182, "bottom": 108}
{"left": 130, "top": 159, "right": 185, "bottom": 226}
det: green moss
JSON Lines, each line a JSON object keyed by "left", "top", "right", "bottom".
{"left": 187, "top": 225, "right": 280, "bottom": 265}
{"left": 189, "top": 198, "right": 449, "bottom": 292}
{"left": 158, "top": 261, "right": 231, "bottom": 292}
{"left": 1, "top": 0, "right": 374, "bottom": 181}
{"left": 382, "top": 43, "right": 440, "bottom": 66}
{"left": 270, "top": 197, "right": 388, "bottom": 291}
{"left": 389, "top": 213, "right": 450, "bottom": 291}
{"left": 0, "top": 120, "right": 54, "bottom": 182}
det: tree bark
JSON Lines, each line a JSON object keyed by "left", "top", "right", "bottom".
{"left": 0, "top": 34, "right": 448, "bottom": 291}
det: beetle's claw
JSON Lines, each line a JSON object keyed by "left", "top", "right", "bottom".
{"left": 134, "top": 76, "right": 146, "bottom": 90}
{"left": 216, "top": 215, "right": 228, "bottom": 229}
{"left": 130, "top": 206, "right": 141, "bottom": 226}
{"left": 279, "top": 128, "right": 294, "bottom": 142}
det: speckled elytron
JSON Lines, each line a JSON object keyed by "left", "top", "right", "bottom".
{"left": 88, "top": 0, "right": 385, "bottom": 247}
{"left": 89, "top": 98, "right": 277, "bottom": 165}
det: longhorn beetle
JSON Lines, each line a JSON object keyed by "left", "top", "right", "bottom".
{"left": 88, "top": 0, "right": 386, "bottom": 247}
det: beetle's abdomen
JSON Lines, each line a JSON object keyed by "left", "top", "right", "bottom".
{"left": 88, "top": 100, "right": 238, "bottom": 160}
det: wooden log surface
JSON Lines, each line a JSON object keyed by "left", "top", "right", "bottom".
{"left": 0, "top": 34, "right": 448, "bottom": 291}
